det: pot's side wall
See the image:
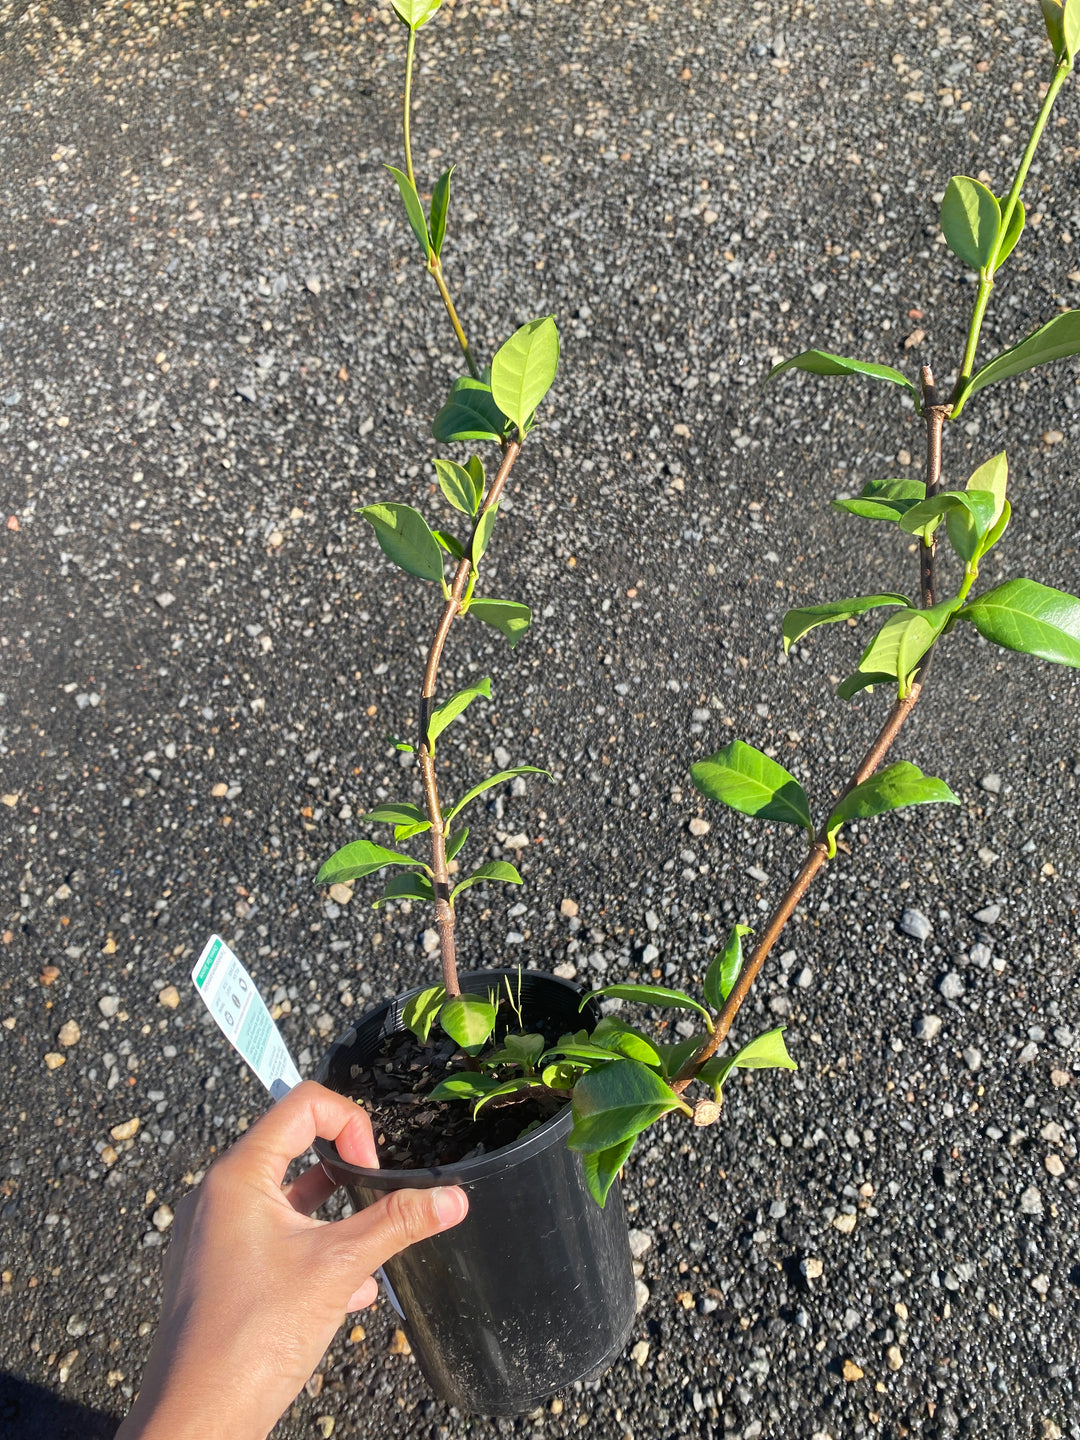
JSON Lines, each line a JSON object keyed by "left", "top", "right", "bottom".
{"left": 316, "top": 969, "right": 637, "bottom": 1416}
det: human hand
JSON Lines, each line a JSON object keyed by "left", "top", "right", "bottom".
{"left": 116, "top": 1080, "right": 468, "bottom": 1440}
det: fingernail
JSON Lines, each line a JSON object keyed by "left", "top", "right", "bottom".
{"left": 432, "top": 1186, "right": 467, "bottom": 1227}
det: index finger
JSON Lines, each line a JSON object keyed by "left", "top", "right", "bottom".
{"left": 221, "top": 1080, "right": 378, "bottom": 1186}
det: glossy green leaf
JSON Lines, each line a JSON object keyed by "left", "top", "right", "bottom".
{"left": 503, "top": 1033, "right": 546, "bottom": 1069}
{"left": 468, "top": 598, "right": 533, "bottom": 649}
{"left": 995, "top": 196, "right": 1026, "bottom": 269}
{"left": 704, "top": 923, "right": 754, "bottom": 1012}
{"left": 899, "top": 491, "right": 998, "bottom": 561}
{"left": 567, "top": 1059, "right": 688, "bottom": 1155}
{"left": 941, "top": 175, "right": 1001, "bottom": 272}
{"left": 1066, "top": 0, "right": 1080, "bottom": 60}
{"left": 691, "top": 740, "right": 813, "bottom": 837}
{"left": 699, "top": 1027, "right": 797, "bottom": 1099}
{"left": 432, "top": 457, "right": 482, "bottom": 516}
{"left": 959, "top": 579, "right": 1080, "bottom": 668}
{"left": 1042, "top": 0, "right": 1067, "bottom": 57}
{"left": 836, "top": 669, "right": 895, "bottom": 701}
{"left": 542, "top": 1059, "right": 589, "bottom": 1090}
{"left": 360, "top": 802, "right": 429, "bottom": 827}
{"left": 432, "top": 376, "right": 509, "bottom": 445}
{"left": 590, "top": 1017, "right": 664, "bottom": 1068}
{"left": 471, "top": 506, "right": 498, "bottom": 564}
{"left": 401, "top": 985, "right": 446, "bottom": 1044}
{"left": 979, "top": 499, "right": 1012, "bottom": 561}
{"left": 429, "top": 164, "right": 453, "bottom": 258}
{"left": 542, "top": 1040, "right": 621, "bottom": 1066}
{"left": 428, "top": 1072, "right": 501, "bottom": 1102}
{"left": 956, "top": 310, "right": 1080, "bottom": 415}
{"left": 581, "top": 1135, "right": 637, "bottom": 1207}
{"left": 581, "top": 983, "right": 713, "bottom": 1027}
{"left": 384, "top": 165, "right": 430, "bottom": 257}
{"left": 655, "top": 1036, "right": 701, "bottom": 1080}
{"left": 391, "top": 0, "right": 443, "bottom": 27}
{"left": 449, "top": 861, "right": 523, "bottom": 904}
{"left": 767, "top": 349, "right": 921, "bottom": 410}
{"left": 426, "top": 676, "right": 492, "bottom": 749}
{"left": 393, "top": 819, "right": 432, "bottom": 842}
{"left": 432, "top": 529, "right": 465, "bottom": 559}
{"left": 782, "top": 594, "right": 911, "bottom": 654}
{"left": 439, "top": 994, "right": 497, "bottom": 1055}
{"left": 833, "top": 478, "right": 927, "bottom": 523}
{"left": 966, "top": 451, "right": 1008, "bottom": 523}
{"left": 316, "top": 840, "right": 428, "bottom": 886}
{"left": 490, "top": 317, "right": 560, "bottom": 436}
{"left": 824, "top": 761, "right": 959, "bottom": 858}
{"left": 360, "top": 503, "right": 444, "bottom": 583}
{"left": 444, "top": 826, "right": 469, "bottom": 863}
{"left": 465, "top": 454, "right": 485, "bottom": 496}
{"left": 473, "top": 1076, "right": 546, "bottom": 1114}
{"left": 443, "top": 767, "right": 551, "bottom": 824}
{"left": 851, "top": 600, "right": 957, "bottom": 696}
{"left": 372, "top": 872, "right": 435, "bottom": 909}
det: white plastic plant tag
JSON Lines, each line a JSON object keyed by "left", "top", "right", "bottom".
{"left": 192, "top": 934, "right": 303, "bottom": 1095}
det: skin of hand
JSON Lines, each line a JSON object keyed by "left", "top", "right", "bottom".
{"left": 115, "top": 1080, "right": 468, "bottom": 1440}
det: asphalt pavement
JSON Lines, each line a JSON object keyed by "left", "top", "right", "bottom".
{"left": 1, "top": 2, "right": 1079, "bottom": 1437}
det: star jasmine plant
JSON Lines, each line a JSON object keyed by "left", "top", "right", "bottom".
{"left": 319, "top": 0, "right": 1080, "bottom": 1205}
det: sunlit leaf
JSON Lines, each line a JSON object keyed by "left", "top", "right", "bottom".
{"left": 433, "top": 457, "right": 482, "bottom": 516}
{"left": 449, "top": 860, "right": 523, "bottom": 904}
{"left": 567, "top": 1059, "right": 688, "bottom": 1155}
{"left": 824, "top": 761, "right": 959, "bottom": 858}
{"left": 402, "top": 985, "right": 446, "bottom": 1043}
{"left": 691, "top": 740, "right": 813, "bottom": 837}
{"left": 581, "top": 1134, "right": 637, "bottom": 1207}
{"left": 391, "top": 0, "right": 443, "bottom": 28}
{"left": 439, "top": 993, "right": 497, "bottom": 1055}
{"left": 704, "top": 923, "right": 754, "bottom": 1011}
{"left": 372, "top": 872, "right": 436, "bottom": 909}
{"left": 959, "top": 578, "right": 1080, "bottom": 668}
{"left": 581, "top": 982, "right": 713, "bottom": 1026}
{"left": 426, "top": 676, "right": 492, "bottom": 749}
{"left": 468, "top": 598, "right": 533, "bottom": 648}
{"left": 384, "top": 165, "right": 430, "bottom": 257}
{"left": 432, "top": 376, "right": 509, "bottom": 445}
{"left": 428, "top": 1072, "right": 501, "bottom": 1101}
{"left": 941, "top": 175, "right": 1000, "bottom": 272}
{"left": 833, "top": 478, "right": 927, "bottom": 523}
{"left": 490, "top": 317, "right": 560, "bottom": 436}
{"left": 782, "top": 594, "right": 911, "bottom": 654}
{"left": 429, "top": 164, "right": 454, "bottom": 257}
{"left": 443, "top": 767, "right": 551, "bottom": 824}
{"left": 360, "top": 802, "right": 429, "bottom": 827}
{"left": 955, "top": 310, "right": 1080, "bottom": 416}
{"left": 767, "top": 349, "right": 921, "bottom": 410}
{"left": 359, "top": 503, "right": 444, "bottom": 583}
{"left": 317, "top": 840, "right": 429, "bottom": 886}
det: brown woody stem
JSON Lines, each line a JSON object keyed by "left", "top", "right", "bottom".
{"left": 919, "top": 366, "right": 949, "bottom": 610}
{"left": 417, "top": 440, "right": 523, "bottom": 997}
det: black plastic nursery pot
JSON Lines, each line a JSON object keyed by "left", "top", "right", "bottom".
{"left": 314, "top": 968, "right": 637, "bottom": 1416}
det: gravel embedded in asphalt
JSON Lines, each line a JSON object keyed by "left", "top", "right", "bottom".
{"left": 1, "top": 3, "right": 1079, "bottom": 1438}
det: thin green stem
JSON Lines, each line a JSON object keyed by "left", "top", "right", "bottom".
{"left": 953, "top": 57, "right": 1072, "bottom": 399}
{"left": 403, "top": 25, "right": 417, "bottom": 189}
{"left": 430, "top": 256, "right": 481, "bottom": 379}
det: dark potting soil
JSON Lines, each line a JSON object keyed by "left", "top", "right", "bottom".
{"left": 345, "top": 1018, "right": 567, "bottom": 1170}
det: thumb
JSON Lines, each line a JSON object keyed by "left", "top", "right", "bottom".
{"left": 318, "top": 1185, "right": 468, "bottom": 1300}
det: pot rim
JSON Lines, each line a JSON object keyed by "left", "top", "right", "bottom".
{"left": 314, "top": 966, "right": 590, "bottom": 1188}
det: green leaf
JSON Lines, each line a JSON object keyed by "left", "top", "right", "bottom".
{"left": 691, "top": 740, "right": 813, "bottom": 837}
{"left": 590, "top": 1017, "right": 663, "bottom": 1068}
{"left": 433, "top": 457, "right": 482, "bottom": 516}
{"left": 429, "top": 164, "right": 454, "bottom": 258}
{"left": 959, "top": 578, "right": 1080, "bottom": 668}
{"left": 568, "top": 1059, "right": 688, "bottom": 1155}
{"left": 833, "top": 478, "right": 927, "bottom": 523}
{"left": 443, "top": 767, "right": 551, "bottom": 824}
{"left": 542, "top": 1040, "right": 621, "bottom": 1066}
{"left": 317, "top": 840, "right": 428, "bottom": 886}
{"left": 432, "top": 376, "right": 509, "bottom": 445}
{"left": 836, "top": 670, "right": 895, "bottom": 702}
{"left": 449, "top": 860, "right": 523, "bottom": 904}
{"left": 391, "top": 0, "right": 443, "bottom": 28}
{"left": 581, "top": 1135, "right": 637, "bottom": 1207}
{"left": 473, "top": 1076, "right": 546, "bottom": 1114}
{"left": 767, "top": 349, "right": 921, "bottom": 410}
{"left": 432, "top": 529, "right": 465, "bottom": 559}
{"left": 384, "top": 165, "right": 430, "bottom": 257}
{"left": 372, "top": 872, "right": 436, "bottom": 909}
{"left": 468, "top": 598, "right": 533, "bottom": 649}
{"left": 439, "top": 994, "right": 497, "bottom": 1055}
{"left": 1066, "top": 0, "right": 1080, "bottom": 60}
{"left": 490, "top": 317, "right": 560, "bottom": 436}
{"left": 899, "top": 491, "right": 998, "bottom": 561}
{"left": 542, "top": 1059, "right": 590, "bottom": 1089}
{"left": 360, "top": 503, "right": 444, "bottom": 583}
{"left": 394, "top": 819, "right": 432, "bottom": 842}
{"left": 471, "top": 506, "right": 498, "bottom": 564}
{"left": 699, "top": 1027, "right": 798, "bottom": 1099}
{"left": 360, "top": 802, "right": 429, "bottom": 827}
{"left": 444, "top": 825, "right": 469, "bottom": 863}
{"left": 465, "top": 454, "right": 485, "bottom": 497}
{"left": 851, "top": 600, "right": 957, "bottom": 696}
{"left": 401, "top": 985, "right": 446, "bottom": 1044}
{"left": 426, "top": 676, "right": 492, "bottom": 749}
{"left": 995, "top": 196, "right": 1025, "bottom": 269}
{"left": 704, "top": 924, "right": 754, "bottom": 1012}
{"left": 655, "top": 1036, "right": 702, "bottom": 1080}
{"left": 956, "top": 310, "right": 1080, "bottom": 415}
{"left": 824, "top": 761, "right": 959, "bottom": 859}
{"left": 941, "top": 175, "right": 1001, "bottom": 272}
{"left": 1042, "top": 0, "right": 1067, "bottom": 58}
{"left": 782, "top": 594, "right": 911, "bottom": 654}
{"left": 581, "top": 983, "right": 713, "bottom": 1027}
{"left": 503, "top": 1033, "right": 546, "bottom": 1069}
{"left": 428, "top": 1072, "right": 501, "bottom": 1102}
